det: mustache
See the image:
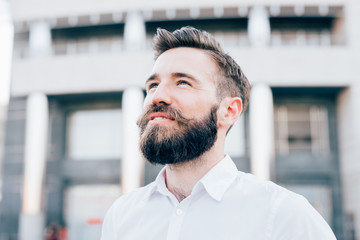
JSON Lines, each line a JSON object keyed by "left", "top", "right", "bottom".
{"left": 137, "top": 104, "right": 190, "bottom": 129}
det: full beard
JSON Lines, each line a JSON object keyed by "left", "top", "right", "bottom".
{"left": 137, "top": 104, "right": 218, "bottom": 165}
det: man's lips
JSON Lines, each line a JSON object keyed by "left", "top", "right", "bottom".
{"left": 148, "top": 112, "right": 175, "bottom": 125}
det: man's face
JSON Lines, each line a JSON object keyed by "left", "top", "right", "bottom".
{"left": 137, "top": 47, "right": 220, "bottom": 164}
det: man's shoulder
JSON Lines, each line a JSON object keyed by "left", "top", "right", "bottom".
{"left": 235, "top": 172, "right": 336, "bottom": 239}
{"left": 107, "top": 182, "right": 156, "bottom": 213}
{"left": 101, "top": 182, "right": 158, "bottom": 239}
{"left": 233, "top": 171, "right": 321, "bottom": 215}
{"left": 235, "top": 171, "right": 295, "bottom": 200}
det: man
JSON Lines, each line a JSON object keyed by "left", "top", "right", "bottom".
{"left": 101, "top": 26, "right": 336, "bottom": 239}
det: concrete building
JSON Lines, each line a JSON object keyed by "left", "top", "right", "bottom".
{"left": 0, "top": 0, "right": 359, "bottom": 239}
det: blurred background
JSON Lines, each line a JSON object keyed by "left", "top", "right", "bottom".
{"left": 0, "top": 0, "right": 359, "bottom": 239}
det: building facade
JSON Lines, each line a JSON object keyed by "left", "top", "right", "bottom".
{"left": 0, "top": 0, "right": 359, "bottom": 239}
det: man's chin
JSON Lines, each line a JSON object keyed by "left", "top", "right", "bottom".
{"left": 145, "top": 153, "right": 193, "bottom": 166}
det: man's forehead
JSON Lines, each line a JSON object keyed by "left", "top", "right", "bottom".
{"left": 150, "top": 47, "right": 218, "bottom": 82}
{"left": 156, "top": 47, "right": 210, "bottom": 60}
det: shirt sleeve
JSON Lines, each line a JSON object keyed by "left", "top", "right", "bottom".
{"left": 269, "top": 193, "right": 337, "bottom": 240}
{"left": 101, "top": 199, "right": 119, "bottom": 240}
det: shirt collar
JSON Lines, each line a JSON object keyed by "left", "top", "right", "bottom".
{"left": 143, "top": 155, "right": 239, "bottom": 202}
{"left": 198, "top": 155, "right": 238, "bottom": 202}
{"left": 142, "top": 166, "right": 168, "bottom": 200}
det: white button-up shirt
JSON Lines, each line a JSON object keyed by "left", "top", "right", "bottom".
{"left": 101, "top": 155, "right": 336, "bottom": 240}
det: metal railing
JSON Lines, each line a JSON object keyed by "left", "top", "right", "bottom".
{"left": 12, "top": 31, "right": 345, "bottom": 59}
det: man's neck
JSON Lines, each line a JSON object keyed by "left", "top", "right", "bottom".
{"left": 165, "top": 148, "right": 224, "bottom": 202}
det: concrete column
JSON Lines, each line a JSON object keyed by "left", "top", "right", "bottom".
{"left": 0, "top": 0, "right": 13, "bottom": 105}
{"left": 19, "top": 92, "right": 49, "bottom": 240}
{"left": 124, "top": 11, "right": 146, "bottom": 51}
{"left": 121, "top": 87, "right": 144, "bottom": 194}
{"left": 248, "top": 5, "right": 271, "bottom": 47}
{"left": 0, "top": 0, "right": 13, "bottom": 202}
{"left": 337, "top": 82, "right": 360, "bottom": 239}
{"left": 249, "top": 83, "right": 274, "bottom": 181}
{"left": 29, "top": 20, "right": 52, "bottom": 58}
{"left": 0, "top": 104, "right": 7, "bottom": 203}
{"left": 345, "top": 0, "right": 360, "bottom": 48}
{"left": 340, "top": 1, "right": 360, "bottom": 236}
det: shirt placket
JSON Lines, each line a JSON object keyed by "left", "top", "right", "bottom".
{"left": 166, "top": 198, "right": 190, "bottom": 240}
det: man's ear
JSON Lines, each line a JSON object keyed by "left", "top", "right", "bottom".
{"left": 217, "top": 97, "right": 243, "bottom": 128}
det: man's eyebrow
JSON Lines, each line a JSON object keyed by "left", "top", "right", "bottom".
{"left": 146, "top": 72, "right": 200, "bottom": 85}
{"left": 171, "top": 72, "right": 200, "bottom": 84}
{"left": 146, "top": 73, "right": 159, "bottom": 84}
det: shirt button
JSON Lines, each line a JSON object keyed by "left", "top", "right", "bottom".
{"left": 176, "top": 209, "right": 183, "bottom": 216}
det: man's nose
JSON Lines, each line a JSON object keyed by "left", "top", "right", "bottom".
{"left": 151, "top": 83, "right": 173, "bottom": 106}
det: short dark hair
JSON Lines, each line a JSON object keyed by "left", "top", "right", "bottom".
{"left": 153, "top": 26, "right": 251, "bottom": 113}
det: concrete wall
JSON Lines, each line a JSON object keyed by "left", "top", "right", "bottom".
{"left": 11, "top": 51, "right": 153, "bottom": 96}
{"left": 337, "top": 0, "right": 360, "bottom": 238}
{"left": 0, "top": 98, "right": 26, "bottom": 239}
{"left": 11, "top": 47, "right": 356, "bottom": 97}
{"left": 7, "top": 0, "right": 360, "bottom": 237}
{"left": 10, "top": 0, "right": 346, "bottom": 22}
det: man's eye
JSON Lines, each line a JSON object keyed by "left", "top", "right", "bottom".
{"left": 177, "top": 80, "right": 191, "bottom": 86}
{"left": 148, "top": 83, "right": 158, "bottom": 90}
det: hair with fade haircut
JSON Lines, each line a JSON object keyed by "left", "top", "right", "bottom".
{"left": 152, "top": 26, "right": 251, "bottom": 113}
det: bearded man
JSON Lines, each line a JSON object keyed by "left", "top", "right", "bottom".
{"left": 101, "top": 26, "right": 336, "bottom": 240}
